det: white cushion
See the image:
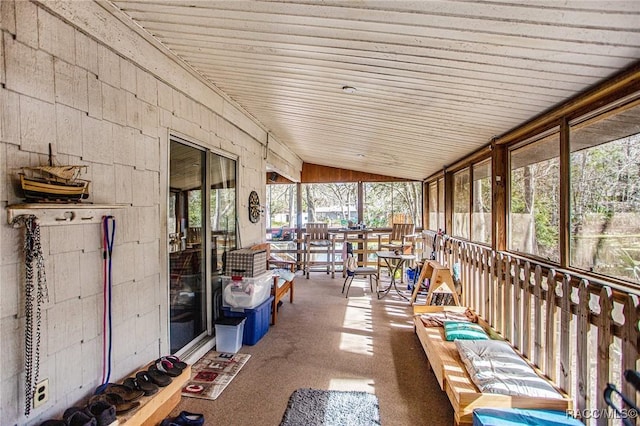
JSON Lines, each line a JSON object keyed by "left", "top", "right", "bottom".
{"left": 455, "top": 339, "right": 563, "bottom": 399}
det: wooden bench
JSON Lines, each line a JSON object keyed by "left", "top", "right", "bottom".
{"left": 251, "top": 243, "right": 295, "bottom": 325}
{"left": 413, "top": 305, "right": 573, "bottom": 425}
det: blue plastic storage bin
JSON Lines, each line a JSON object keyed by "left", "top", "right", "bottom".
{"left": 222, "top": 295, "right": 273, "bottom": 345}
{"left": 472, "top": 408, "right": 583, "bottom": 426}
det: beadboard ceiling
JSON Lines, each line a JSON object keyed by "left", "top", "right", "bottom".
{"left": 111, "top": 0, "right": 640, "bottom": 181}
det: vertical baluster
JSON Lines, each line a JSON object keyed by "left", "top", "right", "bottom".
{"left": 484, "top": 249, "right": 492, "bottom": 325}
{"left": 559, "top": 274, "right": 571, "bottom": 394}
{"left": 622, "top": 294, "right": 639, "bottom": 407}
{"left": 512, "top": 258, "right": 521, "bottom": 350}
{"left": 503, "top": 254, "right": 512, "bottom": 342}
{"left": 545, "top": 269, "right": 557, "bottom": 383}
{"left": 596, "top": 286, "right": 613, "bottom": 426}
{"left": 533, "top": 265, "right": 543, "bottom": 368}
{"left": 496, "top": 254, "right": 504, "bottom": 335}
{"left": 522, "top": 261, "right": 532, "bottom": 358}
{"left": 576, "top": 279, "right": 589, "bottom": 415}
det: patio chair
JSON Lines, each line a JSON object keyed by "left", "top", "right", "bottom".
{"left": 304, "top": 222, "right": 336, "bottom": 279}
{"left": 377, "top": 223, "right": 416, "bottom": 282}
{"left": 342, "top": 242, "right": 378, "bottom": 297}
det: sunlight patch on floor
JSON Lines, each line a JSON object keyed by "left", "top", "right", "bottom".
{"left": 343, "top": 298, "right": 373, "bottom": 332}
{"left": 389, "top": 322, "right": 414, "bottom": 329}
{"left": 340, "top": 295, "right": 374, "bottom": 355}
{"left": 328, "top": 377, "right": 376, "bottom": 394}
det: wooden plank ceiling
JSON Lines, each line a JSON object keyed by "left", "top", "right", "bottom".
{"left": 111, "top": 0, "right": 640, "bottom": 181}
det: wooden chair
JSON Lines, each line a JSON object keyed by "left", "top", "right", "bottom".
{"left": 304, "top": 223, "right": 336, "bottom": 279}
{"left": 377, "top": 223, "right": 416, "bottom": 282}
{"left": 250, "top": 243, "right": 295, "bottom": 325}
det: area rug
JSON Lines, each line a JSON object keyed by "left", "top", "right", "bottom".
{"left": 280, "top": 388, "right": 381, "bottom": 426}
{"left": 181, "top": 351, "right": 250, "bottom": 400}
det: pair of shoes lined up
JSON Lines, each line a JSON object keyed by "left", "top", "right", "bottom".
{"left": 38, "top": 397, "right": 118, "bottom": 426}
{"left": 160, "top": 411, "right": 204, "bottom": 426}
{"left": 122, "top": 355, "right": 188, "bottom": 395}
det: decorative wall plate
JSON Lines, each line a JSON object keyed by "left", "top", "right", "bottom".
{"left": 248, "top": 190, "right": 261, "bottom": 223}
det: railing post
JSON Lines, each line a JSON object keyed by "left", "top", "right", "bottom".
{"left": 522, "top": 261, "right": 532, "bottom": 359}
{"left": 596, "top": 286, "right": 613, "bottom": 426}
{"left": 532, "top": 265, "right": 543, "bottom": 369}
{"left": 512, "top": 258, "right": 522, "bottom": 351}
{"left": 544, "top": 269, "right": 557, "bottom": 381}
{"left": 503, "top": 254, "right": 511, "bottom": 341}
{"left": 576, "top": 279, "right": 590, "bottom": 414}
{"left": 496, "top": 254, "right": 504, "bottom": 336}
{"left": 559, "top": 274, "right": 571, "bottom": 393}
{"left": 622, "top": 294, "right": 639, "bottom": 407}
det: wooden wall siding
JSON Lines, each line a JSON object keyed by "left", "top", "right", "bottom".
{"left": 111, "top": 1, "right": 640, "bottom": 182}
{"left": 426, "top": 231, "right": 640, "bottom": 423}
{"left": 300, "top": 163, "right": 407, "bottom": 183}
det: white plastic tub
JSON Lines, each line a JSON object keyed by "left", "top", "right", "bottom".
{"left": 221, "top": 271, "right": 273, "bottom": 310}
{"left": 215, "top": 317, "right": 245, "bottom": 353}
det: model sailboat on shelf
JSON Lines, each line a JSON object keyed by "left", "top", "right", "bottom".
{"left": 19, "top": 145, "right": 90, "bottom": 202}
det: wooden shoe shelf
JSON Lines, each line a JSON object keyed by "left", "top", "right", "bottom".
{"left": 119, "top": 363, "right": 191, "bottom": 426}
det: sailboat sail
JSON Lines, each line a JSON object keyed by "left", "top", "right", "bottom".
{"left": 23, "top": 165, "right": 86, "bottom": 181}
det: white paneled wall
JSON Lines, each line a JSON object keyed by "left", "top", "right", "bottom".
{"left": 0, "top": 1, "right": 301, "bottom": 424}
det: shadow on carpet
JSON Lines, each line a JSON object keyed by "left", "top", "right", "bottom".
{"left": 280, "top": 388, "right": 381, "bottom": 426}
{"left": 181, "top": 351, "right": 250, "bottom": 400}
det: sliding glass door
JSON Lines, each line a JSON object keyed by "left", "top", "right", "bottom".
{"left": 169, "top": 138, "right": 237, "bottom": 354}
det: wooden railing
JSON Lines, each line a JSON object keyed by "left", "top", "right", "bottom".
{"left": 424, "top": 230, "right": 640, "bottom": 425}
{"left": 268, "top": 228, "right": 423, "bottom": 272}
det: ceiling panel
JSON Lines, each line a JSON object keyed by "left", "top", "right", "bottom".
{"left": 112, "top": 0, "right": 640, "bottom": 180}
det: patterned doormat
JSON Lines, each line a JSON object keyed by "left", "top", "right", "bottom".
{"left": 181, "top": 351, "right": 251, "bottom": 400}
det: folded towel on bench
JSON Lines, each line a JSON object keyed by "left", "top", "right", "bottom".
{"left": 418, "top": 308, "right": 478, "bottom": 327}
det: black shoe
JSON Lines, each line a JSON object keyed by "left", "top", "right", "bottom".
{"left": 39, "top": 420, "right": 66, "bottom": 426}
{"left": 147, "top": 364, "right": 172, "bottom": 387}
{"left": 131, "top": 372, "right": 160, "bottom": 395}
{"left": 63, "top": 407, "right": 97, "bottom": 426}
{"left": 85, "top": 399, "right": 117, "bottom": 426}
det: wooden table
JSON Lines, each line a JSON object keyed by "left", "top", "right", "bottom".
{"left": 376, "top": 251, "right": 415, "bottom": 300}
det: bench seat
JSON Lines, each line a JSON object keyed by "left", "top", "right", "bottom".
{"left": 413, "top": 305, "right": 573, "bottom": 425}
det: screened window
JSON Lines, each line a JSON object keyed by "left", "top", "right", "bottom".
{"left": 302, "top": 183, "right": 358, "bottom": 227}
{"left": 428, "top": 182, "right": 438, "bottom": 231}
{"left": 364, "top": 182, "right": 422, "bottom": 228}
{"left": 509, "top": 131, "right": 560, "bottom": 262}
{"left": 453, "top": 168, "right": 470, "bottom": 239}
{"left": 472, "top": 160, "right": 492, "bottom": 244}
{"left": 570, "top": 100, "right": 640, "bottom": 283}
{"left": 267, "top": 183, "right": 297, "bottom": 240}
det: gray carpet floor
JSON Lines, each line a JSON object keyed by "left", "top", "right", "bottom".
{"left": 172, "top": 273, "right": 454, "bottom": 425}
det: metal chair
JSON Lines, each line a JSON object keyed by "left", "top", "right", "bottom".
{"left": 342, "top": 243, "right": 378, "bottom": 297}
{"left": 377, "top": 223, "right": 416, "bottom": 282}
{"left": 304, "top": 222, "right": 336, "bottom": 279}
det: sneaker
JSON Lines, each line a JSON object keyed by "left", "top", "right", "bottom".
{"left": 160, "top": 411, "right": 204, "bottom": 426}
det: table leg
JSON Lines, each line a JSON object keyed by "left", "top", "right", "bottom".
{"left": 377, "top": 258, "right": 409, "bottom": 300}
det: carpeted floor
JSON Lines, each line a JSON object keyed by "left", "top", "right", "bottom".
{"left": 171, "top": 273, "right": 454, "bottom": 425}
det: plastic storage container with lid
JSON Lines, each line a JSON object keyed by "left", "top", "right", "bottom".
{"left": 222, "top": 295, "right": 273, "bottom": 345}
{"left": 214, "top": 317, "right": 246, "bottom": 353}
{"left": 221, "top": 271, "right": 273, "bottom": 309}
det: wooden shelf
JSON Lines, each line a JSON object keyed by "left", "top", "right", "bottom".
{"left": 6, "top": 203, "right": 128, "bottom": 226}
{"left": 119, "top": 364, "right": 191, "bottom": 426}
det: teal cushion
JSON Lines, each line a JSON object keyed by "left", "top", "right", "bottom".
{"left": 444, "top": 321, "right": 488, "bottom": 341}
